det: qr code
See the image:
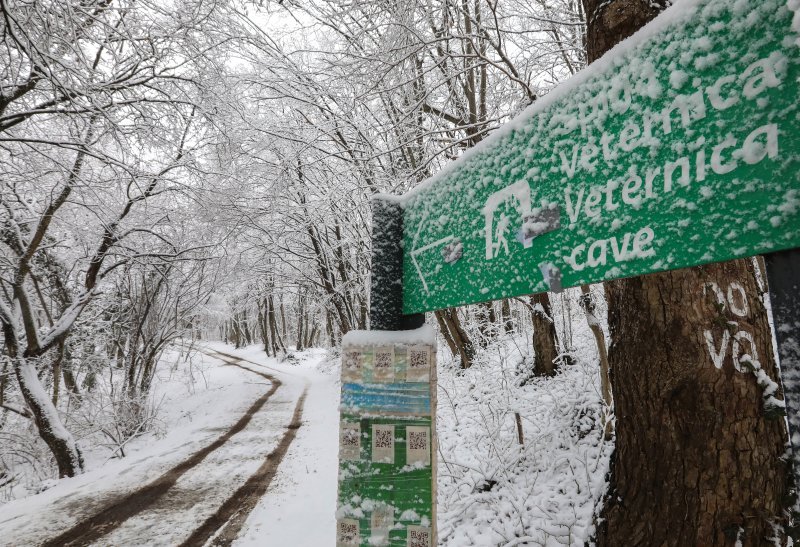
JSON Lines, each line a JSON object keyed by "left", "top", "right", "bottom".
{"left": 343, "top": 351, "right": 360, "bottom": 370}
{"left": 408, "top": 528, "right": 430, "bottom": 547}
{"left": 408, "top": 430, "right": 428, "bottom": 451}
{"left": 338, "top": 520, "right": 358, "bottom": 542}
{"left": 409, "top": 349, "right": 428, "bottom": 369}
{"left": 342, "top": 427, "right": 359, "bottom": 447}
{"left": 374, "top": 428, "right": 393, "bottom": 449}
{"left": 374, "top": 350, "right": 392, "bottom": 369}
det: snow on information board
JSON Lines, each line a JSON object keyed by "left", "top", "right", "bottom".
{"left": 337, "top": 327, "right": 437, "bottom": 547}
{"left": 401, "top": 0, "right": 800, "bottom": 314}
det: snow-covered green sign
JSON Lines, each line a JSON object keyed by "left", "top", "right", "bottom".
{"left": 401, "top": 0, "right": 800, "bottom": 314}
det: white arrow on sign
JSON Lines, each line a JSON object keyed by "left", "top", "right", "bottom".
{"left": 410, "top": 236, "right": 454, "bottom": 295}
{"left": 410, "top": 210, "right": 455, "bottom": 295}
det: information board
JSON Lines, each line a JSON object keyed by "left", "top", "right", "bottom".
{"left": 402, "top": 0, "right": 800, "bottom": 314}
{"left": 336, "top": 327, "right": 437, "bottom": 547}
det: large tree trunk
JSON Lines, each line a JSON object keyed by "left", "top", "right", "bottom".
{"left": 530, "top": 293, "right": 559, "bottom": 377}
{"left": 15, "top": 357, "right": 84, "bottom": 478}
{"left": 584, "top": 2, "right": 790, "bottom": 544}
{"left": 599, "top": 262, "right": 789, "bottom": 545}
{"left": 435, "top": 308, "right": 476, "bottom": 369}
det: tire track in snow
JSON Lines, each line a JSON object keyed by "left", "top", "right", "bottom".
{"left": 205, "top": 348, "right": 304, "bottom": 379}
{"left": 40, "top": 348, "right": 306, "bottom": 547}
{"left": 179, "top": 384, "right": 308, "bottom": 546}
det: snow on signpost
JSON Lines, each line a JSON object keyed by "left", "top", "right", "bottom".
{"left": 336, "top": 327, "right": 437, "bottom": 547}
{"left": 400, "top": 0, "right": 800, "bottom": 314}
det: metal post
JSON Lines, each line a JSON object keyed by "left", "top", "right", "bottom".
{"left": 369, "top": 195, "right": 424, "bottom": 331}
{"left": 764, "top": 248, "right": 800, "bottom": 491}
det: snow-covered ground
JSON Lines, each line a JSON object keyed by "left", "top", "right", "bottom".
{"left": 431, "top": 291, "right": 612, "bottom": 547}
{"left": 436, "top": 337, "right": 612, "bottom": 546}
{"left": 1, "top": 347, "right": 265, "bottom": 544}
{"left": 230, "top": 345, "right": 339, "bottom": 547}
{"left": 1, "top": 326, "right": 610, "bottom": 547}
{"left": 0, "top": 343, "right": 339, "bottom": 547}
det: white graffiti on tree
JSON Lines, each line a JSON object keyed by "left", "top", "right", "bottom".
{"left": 702, "top": 281, "right": 759, "bottom": 371}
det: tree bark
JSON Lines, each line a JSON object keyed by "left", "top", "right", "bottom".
{"left": 241, "top": 310, "right": 253, "bottom": 346}
{"left": 51, "top": 342, "right": 64, "bottom": 406}
{"left": 296, "top": 296, "right": 305, "bottom": 351}
{"left": 436, "top": 308, "right": 475, "bottom": 369}
{"left": 279, "top": 297, "right": 287, "bottom": 340}
{"left": 326, "top": 310, "right": 338, "bottom": 347}
{"left": 500, "top": 298, "right": 514, "bottom": 334}
{"left": 599, "top": 262, "right": 789, "bottom": 545}
{"left": 530, "top": 293, "right": 559, "bottom": 377}
{"left": 267, "top": 294, "right": 285, "bottom": 355}
{"left": 14, "top": 356, "right": 84, "bottom": 477}
{"left": 230, "top": 318, "right": 242, "bottom": 349}
{"left": 584, "top": 3, "right": 790, "bottom": 543}
{"left": 583, "top": 0, "right": 670, "bottom": 65}
{"left": 257, "top": 301, "right": 270, "bottom": 355}
{"left": 435, "top": 310, "right": 459, "bottom": 359}
{"left": 579, "top": 285, "right": 612, "bottom": 412}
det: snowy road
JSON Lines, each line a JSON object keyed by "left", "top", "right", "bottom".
{"left": 0, "top": 344, "right": 339, "bottom": 546}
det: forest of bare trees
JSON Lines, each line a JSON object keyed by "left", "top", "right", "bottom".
{"left": 0, "top": 0, "right": 584, "bottom": 482}
{"left": 1, "top": 0, "right": 793, "bottom": 544}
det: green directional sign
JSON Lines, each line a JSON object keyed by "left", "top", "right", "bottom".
{"left": 401, "top": 0, "right": 800, "bottom": 314}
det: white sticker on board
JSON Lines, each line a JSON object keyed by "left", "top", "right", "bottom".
{"left": 342, "top": 350, "right": 363, "bottom": 382}
{"left": 337, "top": 518, "right": 360, "bottom": 547}
{"left": 373, "top": 346, "right": 395, "bottom": 382}
{"left": 407, "top": 525, "right": 432, "bottom": 547}
{"left": 372, "top": 424, "right": 395, "bottom": 464}
{"left": 406, "top": 426, "right": 430, "bottom": 467}
{"left": 406, "top": 346, "right": 431, "bottom": 382}
{"left": 371, "top": 504, "right": 394, "bottom": 538}
{"left": 340, "top": 422, "right": 361, "bottom": 461}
